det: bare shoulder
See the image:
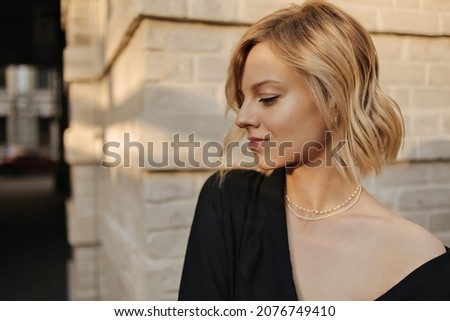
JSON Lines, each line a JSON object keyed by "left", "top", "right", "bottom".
{"left": 332, "top": 191, "right": 447, "bottom": 299}
{"left": 361, "top": 192, "right": 446, "bottom": 263}
{"left": 384, "top": 213, "right": 446, "bottom": 260}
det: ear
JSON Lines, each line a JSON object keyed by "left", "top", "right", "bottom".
{"left": 331, "top": 105, "right": 340, "bottom": 126}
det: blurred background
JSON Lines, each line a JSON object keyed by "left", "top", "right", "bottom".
{"left": 0, "top": 0, "right": 68, "bottom": 300}
{"left": 0, "top": 0, "right": 449, "bottom": 300}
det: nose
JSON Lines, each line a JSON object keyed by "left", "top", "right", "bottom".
{"left": 235, "top": 101, "right": 260, "bottom": 129}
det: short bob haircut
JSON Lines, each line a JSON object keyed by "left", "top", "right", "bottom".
{"left": 223, "top": 0, "right": 403, "bottom": 183}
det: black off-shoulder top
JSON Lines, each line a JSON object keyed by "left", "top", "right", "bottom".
{"left": 179, "top": 168, "right": 450, "bottom": 300}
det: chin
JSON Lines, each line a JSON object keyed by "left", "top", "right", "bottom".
{"left": 255, "top": 157, "right": 289, "bottom": 170}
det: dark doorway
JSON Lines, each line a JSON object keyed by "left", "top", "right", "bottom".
{"left": 0, "top": 175, "right": 69, "bottom": 300}
{"left": 0, "top": 0, "right": 70, "bottom": 300}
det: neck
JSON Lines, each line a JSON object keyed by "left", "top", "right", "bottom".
{"left": 285, "top": 162, "right": 359, "bottom": 213}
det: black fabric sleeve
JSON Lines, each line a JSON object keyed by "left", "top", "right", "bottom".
{"left": 178, "top": 173, "right": 231, "bottom": 300}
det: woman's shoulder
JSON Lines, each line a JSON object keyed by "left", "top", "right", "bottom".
{"left": 357, "top": 192, "right": 446, "bottom": 277}
{"left": 198, "top": 168, "right": 284, "bottom": 223}
{"left": 195, "top": 169, "right": 265, "bottom": 214}
{"left": 356, "top": 191, "right": 445, "bottom": 257}
{"left": 373, "top": 215, "right": 450, "bottom": 300}
{"left": 383, "top": 214, "right": 442, "bottom": 255}
{"left": 346, "top": 193, "right": 447, "bottom": 299}
{"left": 384, "top": 214, "right": 445, "bottom": 259}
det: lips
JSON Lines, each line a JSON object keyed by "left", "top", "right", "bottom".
{"left": 248, "top": 136, "right": 268, "bottom": 150}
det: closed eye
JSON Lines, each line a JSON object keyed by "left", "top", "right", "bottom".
{"left": 258, "top": 95, "right": 280, "bottom": 106}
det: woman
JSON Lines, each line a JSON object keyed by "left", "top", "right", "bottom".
{"left": 179, "top": 0, "right": 450, "bottom": 300}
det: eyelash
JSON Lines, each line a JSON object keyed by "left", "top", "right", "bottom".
{"left": 258, "top": 95, "right": 280, "bottom": 106}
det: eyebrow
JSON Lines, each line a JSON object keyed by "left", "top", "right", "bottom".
{"left": 251, "top": 80, "right": 283, "bottom": 91}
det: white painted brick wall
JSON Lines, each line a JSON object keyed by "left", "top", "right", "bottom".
{"left": 140, "top": 0, "right": 187, "bottom": 18}
{"left": 145, "top": 200, "right": 197, "bottom": 231}
{"left": 188, "top": 0, "right": 239, "bottom": 22}
{"left": 145, "top": 52, "right": 193, "bottom": 82}
{"left": 429, "top": 64, "right": 450, "bottom": 86}
{"left": 443, "top": 13, "right": 450, "bottom": 34}
{"left": 394, "top": 0, "right": 420, "bottom": 9}
{"left": 67, "top": 246, "right": 99, "bottom": 300}
{"left": 377, "top": 8, "right": 439, "bottom": 35}
{"left": 147, "top": 230, "right": 191, "bottom": 259}
{"left": 144, "top": 84, "right": 221, "bottom": 116}
{"left": 423, "top": 0, "right": 450, "bottom": 11}
{"left": 369, "top": 33, "right": 450, "bottom": 161}
{"left": 407, "top": 38, "right": 450, "bottom": 61}
{"left": 398, "top": 188, "right": 450, "bottom": 211}
{"left": 139, "top": 258, "right": 185, "bottom": 299}
{"left": 380, "top": 62, "right": 426, "bottom": 85}
{"left": 142, "top": 172, "right": 196, "bottom": 202}
{"left": 411, "top": 89, "right": 450, "bottom": 109}
{"left": 66, "top": 200, "right": 97, "bottom": 245}
{"left": 196, "top": 55, "right": 229, "bottom": 82}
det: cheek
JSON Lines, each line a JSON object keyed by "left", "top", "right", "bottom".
{"left": 273, "top": 105, "right": 324, "bottom": 140}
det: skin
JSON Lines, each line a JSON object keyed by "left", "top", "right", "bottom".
{"left": 236, "top": 42, "right": 328, "bottom": 170}
{"left": 236, "top": 42, "right": 446, "bottom": 300}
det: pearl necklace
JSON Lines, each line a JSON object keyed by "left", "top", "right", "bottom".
{"left": 285, "top": 185, "right": 362, "bottom": 221}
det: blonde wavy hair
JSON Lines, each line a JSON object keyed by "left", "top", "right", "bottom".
{"left": 222, "top": 0, "right": 404, "bottom": 183}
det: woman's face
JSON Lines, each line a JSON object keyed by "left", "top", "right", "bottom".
{"left": 236, "top": 42, "right": 328, "bottom": 169}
